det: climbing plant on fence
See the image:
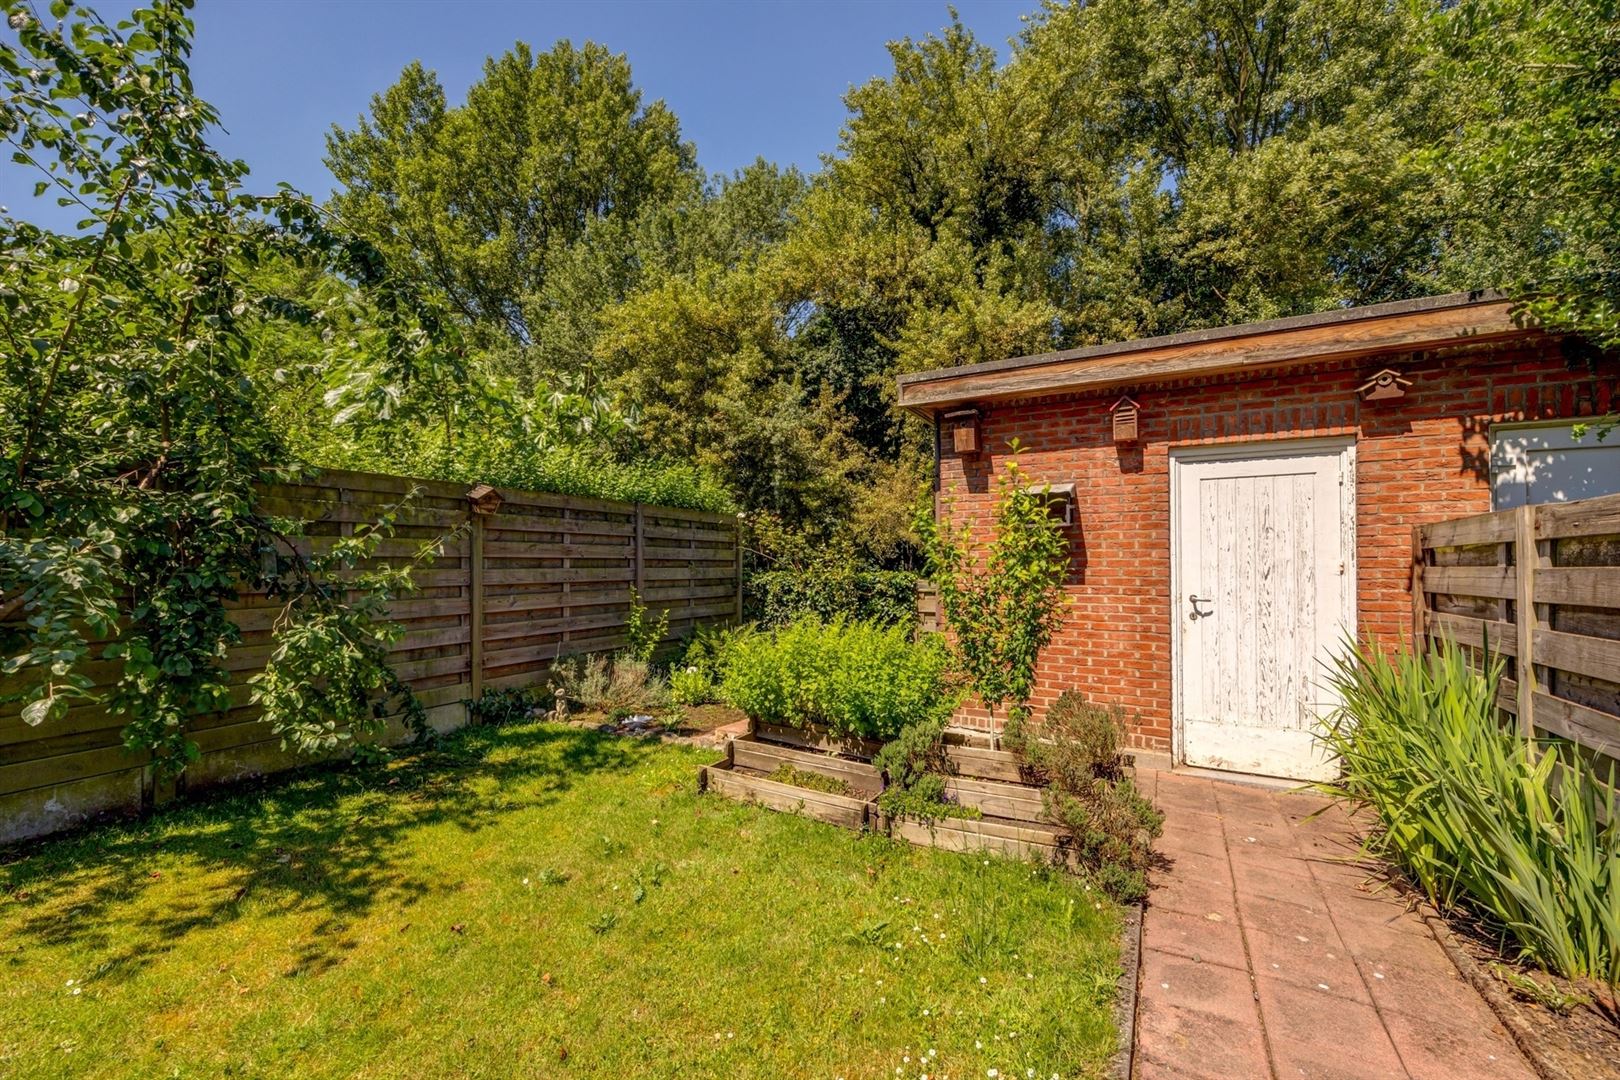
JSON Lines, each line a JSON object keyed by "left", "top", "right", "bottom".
{"left": 917, "top": 441, "right": 1070, "bottom": 723}
{"left": 0, "top": 0, "right": 454, "bottom": 775}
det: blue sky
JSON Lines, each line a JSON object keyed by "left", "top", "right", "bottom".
{"left": 8, "top": 0, "right": 1034, "bottom": 226}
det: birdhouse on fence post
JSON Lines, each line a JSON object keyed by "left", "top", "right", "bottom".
{"left": 466, "top": 483, "right": 504, "bottom": 516}
{"left": 943, "top": 407, "right": 982, "bottom": 456}
{"left": 1110, "top": 396, "right": 1140, "bottom": 444}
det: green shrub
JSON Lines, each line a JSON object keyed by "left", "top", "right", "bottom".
{"left": 400, "top": 438, "right": 736, "bottom": 514}
{"left": 550, "top": 654, "right": 671, "bottom": 719}
{"left": 668, "top": 665, "right": 715, "bottom": 706}
{"left": 748, "top": 567, "right": 921, "bottom": 628}
{"left": 720, "top": 617, "right": 957, "bottom": 741}
{"left": 1002, "top": 692, "right": 1163, "bottom": 903}
{"left": 624, "top": 588, "right": 670, "bottom": 663}
{"left": 1321, "top": 636, "right": 1620, "bottom": 991}
{"left": 468, "top": 686, "right": 548, "bottom": 725}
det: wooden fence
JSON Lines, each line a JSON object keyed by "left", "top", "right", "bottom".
{"left": 1414, "top": 489, "right": 1620, "bottom": 765}
{"left": 0, "top": 469, "right": 740, "bottom": 843}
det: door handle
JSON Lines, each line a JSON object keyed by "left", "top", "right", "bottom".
{"left": 1188, "top": 594, "right": 1214, "bottom": 619}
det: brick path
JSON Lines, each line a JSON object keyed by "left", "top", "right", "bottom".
{"left": 1132, "top": 770, "right": 1535, "bottom": 1080}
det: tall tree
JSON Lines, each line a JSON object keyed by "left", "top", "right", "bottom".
{"left": 1433, "top": 0, "right": 1620, "bottom": 350}
{"left": 325, "top": 42, "right": 699, "bottom": 358}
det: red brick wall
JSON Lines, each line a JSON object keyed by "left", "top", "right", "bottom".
{"left": 935, "top": 335, "right": 1619, "bottom": 752}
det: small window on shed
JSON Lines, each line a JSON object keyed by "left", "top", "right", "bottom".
{"left": 1490, "top": 422, "right": 1620, "bottom": 510}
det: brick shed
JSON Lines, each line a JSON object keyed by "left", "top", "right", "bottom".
{"left": 898, "top": 291, "right": 1620, "bottom": 781}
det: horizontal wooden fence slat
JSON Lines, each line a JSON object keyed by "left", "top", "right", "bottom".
{"left": 1424, "top": 611, "right": 1518, "bottom": 656}
{"left": 0, "top": 467, "right": 740, "bottom": 843}
{"left": 1422, "top": 564, "right": 1516, "bottom": 600}
{"left": 1533, "top": 567, "right": 1620, "bottom": 608}
{"left": 1415, "top": 491, "right": 1620, "bottom": 774}
{"left": 1420, "top": 511, "right": 1516, "bottom": 549}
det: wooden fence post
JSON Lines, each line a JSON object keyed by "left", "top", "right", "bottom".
{"left": 633, "top": 503, "right": 646, "bottom": 595}
{"left": 1410, "top": 524, "right": 1427, "bottom": 646}
{"left": 734, "top": 515, "right": 744, "bottom": 625}
{"left": 469, "top": 509, "right": 485, "bottom": 700}
{"left": 1513, "top": 504, "right": 1537, "bottom": 740}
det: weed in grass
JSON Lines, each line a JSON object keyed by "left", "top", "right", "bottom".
{"left": 589, "top": 911, "right": 618, "bottom": 934}
{"left": 765, "top": 762, "right": 854, "bottom": 797}
{"left": 538, "top": 867, "right": 570, "bottom": 886}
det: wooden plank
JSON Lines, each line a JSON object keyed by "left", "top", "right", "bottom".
{"left": 702, "top": 765, "right": 869, "bottom": 829}
{"left": 1514, "top": 505, "right": 1537, "bottom": 738}
{"left": 730, "top": 737, "right": 883, "bottom": 793}
{"left": 942, "top": 775, "right": 1047, "bottom": 821}
{"left": 752, "top": 722, "right": 883, "bottom": 760}
{"left": 1411, "top": 525, "right": 1427, "bottom": 645}
{"left": 884, "top": 815, "right": 1071, "bottom": 867}
{"left": 1424, "top": 612, "right": 1517, "bottom": 656}
{"left": 1531, "top": 693, "right": 1620, "bottom": 759}
{"left": 1534, "top": 567, "right": 1620, "bottom": 609}
{"left": 1534, "top": 491, "right": 1620, "bottom": 540}
{"left": 1533, "top": 629, "right": 1620, "bottom": 684}
{"left": 1420, "top": 511, "right": 1515, "bottom": 549}
{"left": 733, "top": 519, "right": 744, "bottom": 624}
{"left": 1422, "top": 564, "right": 1515, "bottom": 600}
{"left": 943, "top": 744, "right": 1027, "bottom": 783}
{"left": 470, "top": 511, "right": 485, "bottom": 699}
{"left": 483, "top": 567, "right": 635, "bottom": 586}
{"left": 897, "top": 297, "right": 1523, "bottom": 410}
{"left": 633, "top": 504, "right": 646, "bottom": 595}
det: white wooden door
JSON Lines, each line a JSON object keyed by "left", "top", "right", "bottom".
{"left": 1172, "top": 441, "right": 1354, "bottom": 780}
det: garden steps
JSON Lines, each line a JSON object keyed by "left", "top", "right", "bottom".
{"left": 699, "top": 723, "right": 1077, "bottom": 869}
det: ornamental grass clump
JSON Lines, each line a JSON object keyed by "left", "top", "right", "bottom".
{"left": 1320, "top": 635, "right": 1620, "bottom": 1001}
{"left": 719, "top": 617, "right": 958, "bottom": 741}
{"left": 1002, "top": 692, "right": 1163, "bottom": 903}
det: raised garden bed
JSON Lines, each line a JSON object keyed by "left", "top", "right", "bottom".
{"left": 877, "top": 810, "right": 1076, "bottom": 869}
{"left": 698, "top": 738, "right": 873, "bottom": 829}
{"left": 699, "top": 721, "right": 1080, "bottom": 869}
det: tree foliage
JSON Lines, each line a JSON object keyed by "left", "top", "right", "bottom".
{"left": 0, "top": 0, "right": 444, "bottom": 771}
{"left": 919, "top": 446, "right": 1071, "bottom": 721}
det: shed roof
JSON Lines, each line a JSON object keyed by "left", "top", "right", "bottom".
{"left": 896, "top": 290, "right": 1533, "bottom": 414}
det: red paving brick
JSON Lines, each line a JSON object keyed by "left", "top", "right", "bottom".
{"left": 1135, "top": 773, "right": 1534, "bottom": 1079}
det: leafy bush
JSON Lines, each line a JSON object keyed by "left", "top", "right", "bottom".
{"left": 680, "top": 622, "right": 749, "bottom": 678}
{"left": 468, "top": 686, "right": 548, "bottom": 725}
{"left": 1002, "top": 692, "right": 1163, "bottom": 903}
{"left": 401, "top": 437, "right": 736, "bottom": 514}
{"left": 748, "top": 567, "right": 921, "bottom": 628}
{"left": 624, "top": 588, "right": 670, "bottom": 663}
{"left": 550, "top": 654, "right": 670, "bottom": 719}
{"left": 720, "top": 617, "right": 957, "bottom": 741}
{"left": 669, "top": 665, "right": 715, "bottom": 706}
{"left": 1320, "top": 636, "right": 1620, "bottom": 993}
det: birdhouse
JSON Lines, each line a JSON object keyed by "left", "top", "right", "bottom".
{"left": 1110, "top": 396, "right": 1140, "bottom": 444}
{"left": 466, "top": 483, "right": 504, "bottom": 516}
{"left": 943, "top": 408, "right": 982, "bottom": 455}
{"left": 1358, "top": 368, "right": 1412, "bottom": 401}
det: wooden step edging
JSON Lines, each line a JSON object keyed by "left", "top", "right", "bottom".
{"left": 698, "top": 726, "right": 1076, "bottom": 869}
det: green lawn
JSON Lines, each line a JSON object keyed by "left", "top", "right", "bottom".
{"left": 0, "top": 722, "right": 1122, "bottom": 1079}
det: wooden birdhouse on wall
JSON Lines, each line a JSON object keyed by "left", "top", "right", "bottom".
{"left": 943, "top": 407, "right": 982, "bottom": 455}
{"left": 466, "top": 483, "right": 504, "bottom": 516}
{"left": 1358, "top": 368, "right": 1412, "bottom": 401}
{"left": 1110, "top": 396, "right": 1140, "bottom": 444}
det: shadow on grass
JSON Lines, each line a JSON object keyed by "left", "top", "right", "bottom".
{"left": 0, "top": 722, "right": 665, "bottom": 984}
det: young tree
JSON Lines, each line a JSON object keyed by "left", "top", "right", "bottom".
{"left": 0, "top": 0, "right": 445, "bottom": 773}
{"left": 919, "top": 444, "right": 1071, "bottom": 723}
